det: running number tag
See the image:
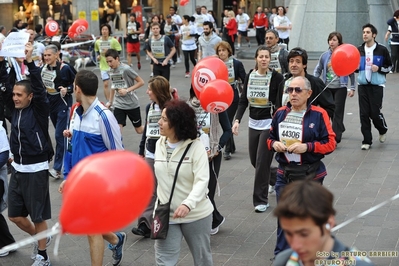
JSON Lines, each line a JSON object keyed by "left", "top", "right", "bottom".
{"left": 193, "top": 68, "right": 216, "bottom": 94}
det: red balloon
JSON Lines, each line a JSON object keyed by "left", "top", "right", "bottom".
{"left": 67, "top": 28, "right": 77, "bottom": 39}
{"left": 199, "top": 79, "right": 233, "bottom": 114}
{"left": 60, "top": 151, "right": 154, "bottom": 235}
{"left": 45, "top": 21, "right": 59, "bottom": 37}
{"left": 180, "top": 0, "right": 189, "bottom": 6}
{"left": 191, "top": 57, "right": 228, "bottom": 99}
{"left": 72, "top": 19, "right": 89, "bottom": 35}
{"left": 331, "top": 44, "right": 360, "bottom": 76}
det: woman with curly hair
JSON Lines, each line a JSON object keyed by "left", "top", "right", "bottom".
{"left": 154, "top": 100, "right": 213, "bottom": 265}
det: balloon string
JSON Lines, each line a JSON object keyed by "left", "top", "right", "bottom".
{"left": 0, "top": 222, "right": 62, "bottom": 254}
{"left": 308, "top": 76, "right": 338, "bottom": 106}
{"left": 331, "top": 193, "right": 399, "bottom": 232}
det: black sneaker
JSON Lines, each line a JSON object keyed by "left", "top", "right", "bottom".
{"left": 131, "top": 223, "right": 150, "bottom": 238}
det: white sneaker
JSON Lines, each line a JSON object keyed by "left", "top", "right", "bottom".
{"left": 379, "top": 133, "right": 387, "bottom": 143}
{"left": 361, "top": 144, "right": 370, "bottom": 150}
{"left": 0, "top": 250, "right": 9, "bottom": 257}
{"left": 49, "top": 169, "right": 61, "bottom": 179}
{"left": 210, "top": 217, "right": 225, "bottom": 235}
{"left": 268, "top": 185, "right": 275, "bottom": 194}
{"left": 31, "top": 236, "right": 52, "bottom": 260}
{"left": 248, "top": 42, "right": 251, "bottom": 47}
{"left": 255, "top": 203, "right": 270, "bottom": 213}
{"left": 146, "top": 55, "right": 149, "bottom": 60}
{"left": 236, "top": 46, "right": 240, "bottom": 50}
{"left": 185, "top": 72, "right": 190, "bottom": 78}
{"left": 150, "top": 72, "right": 153, "bottom": 77}
{"left": 177, "top": 58, "right": 182, "bottom": 63}
{"left": 32, "top": 254, "right": 51, "bottom": 266}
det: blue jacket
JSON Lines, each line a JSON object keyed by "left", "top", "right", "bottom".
{"left": 7, "top": 61, "right": 51, "bottom": 165}
{"left": 314, "top": 49, "right": 355, "bottom": 89}
{"left": 356, "top": 42, "right": 392, "bottom": 85}
{"left": 267, "top": 103, "right": 336, "bottom": 179}
{"left": 64, "top": 98, "right": 124, "bottom": 179}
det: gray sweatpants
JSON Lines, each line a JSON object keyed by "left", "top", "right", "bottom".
{"left": 155, "top": 214, "right": 213, "bottom": 266}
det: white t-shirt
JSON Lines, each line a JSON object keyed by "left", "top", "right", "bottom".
{"left": 236, "top": 13, "right": 250, "bottom": 32}
{"left": 179, "top": 24, "right": 197, "bottom": 51}
{"left": 364, "top": 43, "right": 376, "bottom": 82}
{"left": 274, "top": 15, "right": 291, "bottom": 39}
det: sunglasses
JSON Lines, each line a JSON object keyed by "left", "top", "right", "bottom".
{"left": 290, "top": 49, "right": 304, "bottom": 55}
{"left": 286, "top": 87, "right": 308, "bottom": 93}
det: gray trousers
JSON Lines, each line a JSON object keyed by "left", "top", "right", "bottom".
{"left": 155, "top": 214, "right": 213, "bottom": 266}
{"left": 248, "top": 128, "right": 274, "bottom": 206}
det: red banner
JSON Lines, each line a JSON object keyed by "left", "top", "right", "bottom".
{"left": 132, "top": 6, "right": 143, "bottom": 33}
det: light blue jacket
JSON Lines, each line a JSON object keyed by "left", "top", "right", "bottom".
{"left": 314, "top": 49, "right": 355, "bottom": 90}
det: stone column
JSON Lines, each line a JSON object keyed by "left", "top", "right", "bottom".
{"left": 75, "top": 1, "right": 100, "bottom": 36}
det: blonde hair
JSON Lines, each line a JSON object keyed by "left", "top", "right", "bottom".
{"left": 228, "top": 10, "right": 235, "bottom": 17}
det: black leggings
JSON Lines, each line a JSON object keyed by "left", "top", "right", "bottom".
{"left": 183, "top": 49, "right": 197, "bottom": 73}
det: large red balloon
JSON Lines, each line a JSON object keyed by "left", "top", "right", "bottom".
{"left": 45, "top": 21, "right": 59, "bottom": 37}
{"left": 191, "top": 57, "right": 228, "bottom": 99}
{"left": 331, "top": 44, "right": 360, "bottom": 77}
{"left": 60, "top": 150, "right": 154, "bottom": 235}
{"left": 200, "top": 79, "right": 233, "bottom": 114}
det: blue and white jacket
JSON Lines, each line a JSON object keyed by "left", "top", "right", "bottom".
{"left": 357, "top": 42, "right": 392, "bottom": 86}
{"left": 314, "top": 49, "right": 355, "bottom": 89}
{"left": 64, "top": 98, "right": 123, "bottom": 179}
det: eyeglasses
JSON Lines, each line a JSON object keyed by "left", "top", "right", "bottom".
{"left": 286, "top": 87, "right": 308, "bottom": 93}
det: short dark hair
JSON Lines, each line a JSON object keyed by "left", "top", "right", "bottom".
{"left": 170, "top": 6, "right": 176, "bottom": 11}
{"left": 362, "top": 23, "right": 377, "bottom": 35}
{"left": 105, "top": 48, "right": 119, "bottom": 59}
{"left": 394, "top": 10, "right": 399, "bottom": 18}
{"left": 164, "top": 100, "right": 198, "bottom": 141}
{"left": 327, "top": 31, "right": 343, "bottom": 46}
{"left": 129, "top": 13, "right": 136, "bottom": 18}
{"left": 288, "top": 47, "right": 308, "bottom": 66}
{"left": 100, "top": 23, "right": 112, "bottom": 35}
{"left": 14, "top": 80, "right": 32, "bottom": 95}
{"left": 266, "top": 29, "right": 279, "bottom": 39}
{"left": 35, "top": 24, "right": 43, "bottom": 34}
{"left": 75, "top": 70, "right": 98, "bottom": 96}
{"left": 203, "top": 21, "right": 213, "bottom": 29}
{"left": 277, "top": 5, "right": 286, "bottom": 15}
{"left": 274, "top": 180, "right": 336, "bottom": 232}
{"left": 0, "top": 25, "right": 5, "bottom": 33}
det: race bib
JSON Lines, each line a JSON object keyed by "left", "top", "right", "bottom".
{"left": 225, "top": 58, "right": 235, "bottom": 84}
{"left": 194, "top": 106, "right": 211, "bottom": 134}
{"left": 269, "top": 51, "right": 282, "bottom": 73}
{"left": 41, "top": 68, "right": 57, "bottom": 94}
{"left": 151, "top": 38, "right": 165, "bottom": 59}
{"left": 110, "top": 71, "right": 126, "bottom": 90}
{"left": 100, "top": 40, "right": 111, "bottom": 54}
{"left": 247, "top": 71, "right": 272, "bottom": 107}
{"left": 146, "top": 109, "right": 161, "bottom": 138}
{"left": 278, "top": 111, "right": 304, "bottom": 163}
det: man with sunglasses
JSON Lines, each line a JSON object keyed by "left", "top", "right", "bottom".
{"left": 275, "top": 47, "right": 335, "bottom": 119}
{"left": 268, "top": 76, "right": 336, "bottom": 258}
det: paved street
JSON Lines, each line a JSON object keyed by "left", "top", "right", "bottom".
{"left": 1, "top": 49, "right": 399, "bottom": 266}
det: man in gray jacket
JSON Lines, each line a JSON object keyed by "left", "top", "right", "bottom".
{"left": 198, "top": 21, "right": 222, "bottom": 60}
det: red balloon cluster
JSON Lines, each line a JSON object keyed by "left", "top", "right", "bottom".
{"left": 60, "top": 150, "right": 154, "bottom": 234}
{"left": 45, "top": 21, "right": 59, "bottom": 37}
{"left": 331, "top": 44, "right": 360, "bottom": 76}
{"left": 191, "top": 57, "right": 233, "bottom": 114}
{"left": 68, "top": 19, "right": 89, "bottom": 39}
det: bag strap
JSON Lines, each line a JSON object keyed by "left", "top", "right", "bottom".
{"left": 168, "top": 142, "right": 193, "bottom": 203}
